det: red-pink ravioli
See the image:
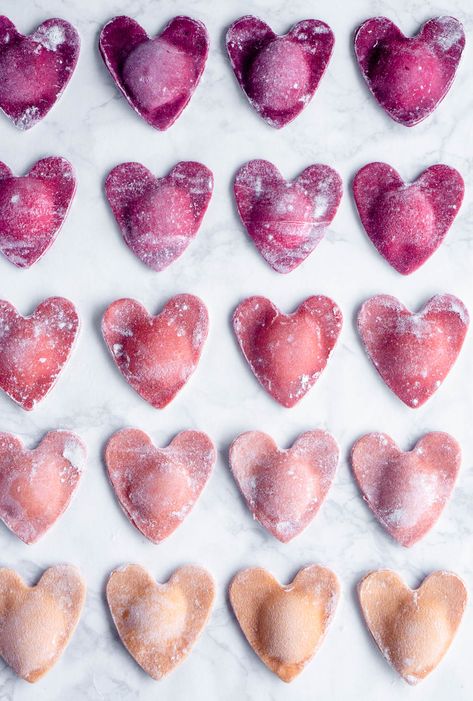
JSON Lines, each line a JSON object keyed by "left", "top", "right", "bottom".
{"left": 233, "top": 296, "right": 342, "bottom": 408}
{"left": 226, "top": 16, "right": 334, "bottom": 128}
{"left": 0, "top": 431, "right": 86, "bottom": 543}
{"left": 105, "top": 161, "right": 213, "bottom": 271}
{"left": 99, "top": 16, "right": 209, "bottom": 130}
{"left": 230, "top": 430, "right": 338, "bottom": 542}
{"left": 358, "top": 294, "right": 468, "bottom": 408}
{"left": 105, "top": 428, "right": 215, "bottom": 543}
{"left": 102, "top": 295, "right": 208, "bottom": 409}
{"left": 234, "top": 160, "right": 342, "bottom": 273}
{"left": 0, "top": 17, "right": 79, "bottom": 130}
{"left": 0, "top": 297, "right": 79, "bottom": 410}
{"left": 351, "top": 432, "right": 460, "bottom": 547}
{"left": 0, "top": 157, "right": 76, "bottom": 268}
{"left": 353, "top": 163, "right": 464, "bottom": 274}
{"left": 354, "top": 16, "right": 464, "bottom": 127}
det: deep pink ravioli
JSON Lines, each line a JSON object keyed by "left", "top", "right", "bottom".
{"left": 351, "top": 432, "right": 460, "bottom": 547}
{"left": 102, "top": 295, "right": 208, "bottom": 409}
{"left": 0, "top": 297, "right": 79, "bottom": 410}
{"left": 230, "top": 430, "right": 338, "bottom": 542}
{"left": 105, "top": 428, "right": 215, "bottom": 543}
{"left": 358, "top": 294, "right": 468, "bottom": 408}
{"left": 0, "top": 431, "right": 86, "bottom": 544}
{"left": 233, "top": 296, "right": 342, "bottom": 407}
{"left": 234, "top": 160, "right": 342, "bottom": 273}
{"left": 226, "top": 16, "right": 334, "bottom": 128}
{"left": 354, "top": 16, "right": 464, "bottom": 126}
{"left": 105, "top": 161, "right": 213, "bottom": 271}
{"left": 0, "top": 157, "right": 76, "bottom": 268}
{"left": 99, "top": 16, "right": 209, "bottom": 130}
{"left": 0, "top": 17, "right": 80, "bottom": 130}
{"left": 353, "top": 163, "right": 464, "bottom": 274}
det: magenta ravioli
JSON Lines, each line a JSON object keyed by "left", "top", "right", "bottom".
{"left": 354, "top": 16, "right": 464, "bottom": 126}
{"left": 0, "top": 17, "right": 79, "bottom": 130}
{"left": 105, "top": 161, "right": 213, "bottom": 271}
{"left": 234, "top": 160, "right": 341, "bottom": 273}
{"left": 99, "top": 16, "right": 209, "bottom": 130}
{"left": 226, "top": 16, "right": 334, "bottom": 128}
{"left": 353, "top": 163, "right": 464, "bottom": 274}
{"left": 0, "top": 157, "right": 76, "bottom": 268}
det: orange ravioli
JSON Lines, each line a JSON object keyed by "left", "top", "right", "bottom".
{"left": 106, "top": 564, "right": 215, "bottom": 680}
{"left": 0, "top": 564, "right": 85, "bottom": 682}
{"left": 358, "top": 569, "right": 467, "bottom": 684}
{"left": 229, "top": 565, "right": 339, "bottom": 682}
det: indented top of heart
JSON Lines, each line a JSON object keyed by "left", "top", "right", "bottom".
{"left": 358, "top": 569, "right": 467, "bottom": 684}
{"left": 106, "top": 564, "right": 215, "bottom": 679}
{"left": 0, "top": 16, "right": 80, "bottom": 130}
{"left": 354, "top": 16, "right": 465, "bottom": 126}
{"left": 99, "top": 16, "right": 209, "bottom": 130}
{"left": 229, "top": 565, "right": 339, "bottom": 682}
{"left": 226, "top": 16, "right": 334, "bottom": 128}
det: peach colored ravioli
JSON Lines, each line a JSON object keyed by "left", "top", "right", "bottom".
{"left": 0, "top": 565, "right": 85, "bottom": 682}
{"left": 106, "top": 564, "right": 215, "bottom": 679}
{"left": 229, "top": 565, "right": 339, "bottom": 681}
{"left": 105, "top": 428, "right": 215, "bottom": 543}
{"left": 230, "top": 430, "right": 338, "bottom": 542}
{"left": 358, "top": 570, "right": 467, "bottom": 684}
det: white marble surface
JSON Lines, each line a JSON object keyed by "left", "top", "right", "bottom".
{"left": 0, "top": 0, "right": 472, "bottom": 698}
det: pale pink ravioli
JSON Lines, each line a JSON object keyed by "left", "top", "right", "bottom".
{"left": 233, "top": 296, "right": 342, "bottom": 407}
{"left": 230, "top": 430, "right": 338, "bottom": 542}
{"left": 353, "top": 163, "right": 463, "bottom": 274}
{"left": 0, "top": 297, "right": 79, "bottom": 410}
{"left": 358, "top": 294, "right": 468, "bottom": 408}
{"left": 0, "top": 157, "right": 76, "bottom": 268}
{"left": 351, "top": 432, "right": 460, "bottom": 546}
{"left": 227, "top": 16, "right": 334, "bottom": 128}
{"left": 0, "top": 17, "right": 80, "bottom": 130}
{"left": 99, "top": 16, "right": 209, "bottom": 130}
{"left": 105, "top": 428, "right": 215, "bottom": 543}
{"left": 354, "top": 16, "right": 464, "bottom": 126}
{"left": 102, "top": 295, "right": 208, "bottom": 409}
{"left": 0, "top": 431, "right": 85, "bottom": 543}
{"left": 105, "top": 161, "right": 213, "bottom": 271}
{"left": 234, "top": 160, "right": 342, "bottom": 273}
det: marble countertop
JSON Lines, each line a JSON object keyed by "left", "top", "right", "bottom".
{"left": 1, "top": 0, "right": 473, "bottom": 699}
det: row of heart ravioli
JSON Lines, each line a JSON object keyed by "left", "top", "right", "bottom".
{"left": 0, "top": 15, "right": 465, "bottom": 130}
{"left": 0, "top": 563, "right": 466, "bottom": 686}
{"left": 0, "top": 428, "right": 460, "bottom": 548}
{"left": 0, "top": 293, "right": 468, "bottom": 411}
{"left": 0, "top": 157, "right": 464, "bottom": 276}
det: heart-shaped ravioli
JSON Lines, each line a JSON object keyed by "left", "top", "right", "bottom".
{"left": 102, "top": 295, "right": 208, "bottom": 409}
{"left": 354, "top": 16, "right": 465, "bottom": 126}
{"left": 0, "top": 157, "right": 76, "bottom": 268}
{"left": 99, "top": 16, "right": 209, "bottom": 130}
{"left": 107, "top": 564, "right": 215, "bottom": 679}
{"left": 0, "top": 430, "right": 86, "bottom": 543}
{"left": 353, "top": 163, "right": 464, "bottom": 274}
{"left": 0, "top": 564, "right": 85, "bottom": 682}
{"left": 0, "top": 16, "right": 80, "bottom": 130}
{"left": 358, "top": 294, "right": 468, "bottom": 408}
{"left": 351, "top": 432, "right": 460, "bottom": 546}
{"left": 358, "top": 570, "right": 467, "bottom": 684}
{"left": 105, "top": 428, "right": 215, "bottom": 543}
{"left": 234, "top": 160, "right": 342, "bottom": 273}
{"left": 0, "top": 297, "right": 80, "bottom": 410}
{"left": 227, "top": 16, "right": 334, "bottom": 128}
{"left": 230, "top": 565, "right": 339, "bottom": 682}
{"left": 105, "top": 161, "right": 213, "bottom": 271}
{"left": 233, "top": 296, "right": 342, "bottom": 407}
{"left": 230, "top": 431, "right": 338, "bottom": 542}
